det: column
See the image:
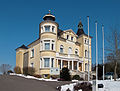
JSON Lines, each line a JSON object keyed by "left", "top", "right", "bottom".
{"left": 61, "top": 60, "right": 63, "bottom": 69}
{"left": 77, "top": 61, "right": 79, "bottom": 71}
{"left": 72, "top": 60, "right": 74, "bottom": 70}
{"left": 50, "top": 58, "right": 51, "bottom": 68}
{"left": 68, "top": 61, "right": 70, "bottom": 69}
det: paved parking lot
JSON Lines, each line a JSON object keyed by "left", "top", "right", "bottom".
{"left": 0, "top": 75, "right": 72, "bottom": 91}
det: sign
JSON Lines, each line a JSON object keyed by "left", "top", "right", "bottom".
{"left": 50, "top": 67, "right": 60, "bottom": 75}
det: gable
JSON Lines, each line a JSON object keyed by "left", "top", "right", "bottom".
{"left": 63, "top": 29, "right": 77, "bottom": 37}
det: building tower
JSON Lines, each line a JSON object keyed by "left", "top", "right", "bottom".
{"left": 39, "top": 11, "right": 58, "bottom": 74}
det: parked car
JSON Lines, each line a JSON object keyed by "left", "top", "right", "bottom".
{"left": 104, "top": 72, "right": 118, "bottom": 79}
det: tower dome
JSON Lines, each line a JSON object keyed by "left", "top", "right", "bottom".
{"left": 43, "top": 10, "right": 55, "bottom": 21}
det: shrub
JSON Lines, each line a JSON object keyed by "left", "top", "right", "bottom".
{"left": 74, "top": 82, "right": 92, "bottom": 91}
{"left": 51, "top": 75, "right": 59, "bottom": 79}
{"left": 60, "top": 67, "right": 71, "bottom": 81}
{"left": 34, "top": 74, "right": 41, "bottom": 78}
{"left": 72, "top": 75, "right": 80, "bottom": 80}
{"left": 14, "top": 66, "right": 21, "bottom": 74}
{"left": 23, "top": 67, "right": 35, "bottom": 76}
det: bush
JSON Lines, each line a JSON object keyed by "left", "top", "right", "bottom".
{"left": 23, "top": 67, "right": 35, "bottom": 76}
{"left": 34, "top": 74, "right": 41, "bottom": 78}
{"left": 72, "top": 75, "right": 80, "bottom": 80}
{"left": 60, "top": 67, "right": 71, "bottom": 81}
{"left": 74, "top": 82, "right": 92, "bottom": 91}
{"left": 14, "top": 66, "right": 21, "bottom": 74}
{"left": 51, "top": 75, "right": 59, "bottom": 79}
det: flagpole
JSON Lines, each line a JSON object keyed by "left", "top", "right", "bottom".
{"left": 87, "top": 16, "right": 90, "bottom": 81}
{"left": 102, "top": 25, "right": 104, "bottom": 80}
{"left": 95, "top": 21, "right": 98, "bottom": 91}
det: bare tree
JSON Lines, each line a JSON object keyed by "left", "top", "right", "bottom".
{"left": 106, "top": 27, "right": 120, "bottom": 81}
{"left": 0, "top": 64, "right": 11, "bottom": 75}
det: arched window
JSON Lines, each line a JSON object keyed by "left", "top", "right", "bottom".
{"left": 60, "top": 45, "right": 64, "bottom": 53}
{"left": 68, "top": 47, "right": 72, "bottom": 54}
{"left": 75, "top": 49, "right": 78, "bottom": 55}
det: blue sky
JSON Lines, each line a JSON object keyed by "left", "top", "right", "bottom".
{"left": 0, "top": 0, "right": 120, "bottom": 68}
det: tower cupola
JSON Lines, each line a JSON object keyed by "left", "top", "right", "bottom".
{"left": 43, "top": 10, "right": 56, "bottom": 21}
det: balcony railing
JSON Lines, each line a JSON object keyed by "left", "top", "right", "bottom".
{"left": 56, "top": 52, "right": 80, "bottom": 58}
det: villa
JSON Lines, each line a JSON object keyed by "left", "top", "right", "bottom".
{"left": 16, "top": 11, "right": 92, "bottom": 77}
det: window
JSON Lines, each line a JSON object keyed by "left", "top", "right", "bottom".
{"left": 51, "top": 58, "right": 54, "bottom": 68}
{"left": 85, "top": 38, "right": 89, "bottom": 44}
{"left": 75, "top": 49, "right": 78, "bottom": 55}
{"left": 51, "top": 44, "right": 54, "bottom": 50}
{"left": 68, "top": 47, "right": 72, "bottom": 54}
{"left": 31, "top": 49, "right": 34, "bottom": 57}
{"left": 85, "top": 50, "right": 88, "bottom": 57}
{"left": 85, "top": 63, "right": 87, "bottom": 71}
{"left": 52, "top": 26, "right": 55, "bottom": 32}
{"left": 44, "top": 58, "right": 50, "bottom": 67}
{"left": 45, "top": 26, "right": 50, "bottom": 32}
{"left": 44, "top": 40, "right": 50, "bottom": 50}
{"left": 67, "top": 35, "right": 69, "bottom": 39}
{"left": 71, "top": 37, "right": 73, "bottom": 41}
{"left": 60, "top": 45, "right": 64, "bottom": 53}
{"left": 51, "top": 40, "right": 55, "bottom": 50}
{"left": 43, "top": 40, "right": 55, "bottom": 51}
{"left": 45, "top": 43, "right": 50, "bottom": 50}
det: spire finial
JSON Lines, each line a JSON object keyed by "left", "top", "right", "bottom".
{"left": 49, "top": 10, "right": 51, "bottom": 14}
{"left": 80, "top": 17, "right": 81, "bottom": 22}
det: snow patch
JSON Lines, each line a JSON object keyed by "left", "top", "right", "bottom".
{"left": 10, "top": 73, "right": 57, "bottom": 81}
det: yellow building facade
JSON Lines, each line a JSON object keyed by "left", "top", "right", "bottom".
{"left": 16, "top": 12, "right": 92, "bottom": 76}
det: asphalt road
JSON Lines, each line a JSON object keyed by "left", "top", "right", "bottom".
{"left": 0, "top": 75, "right": 72, "bottom": 91}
